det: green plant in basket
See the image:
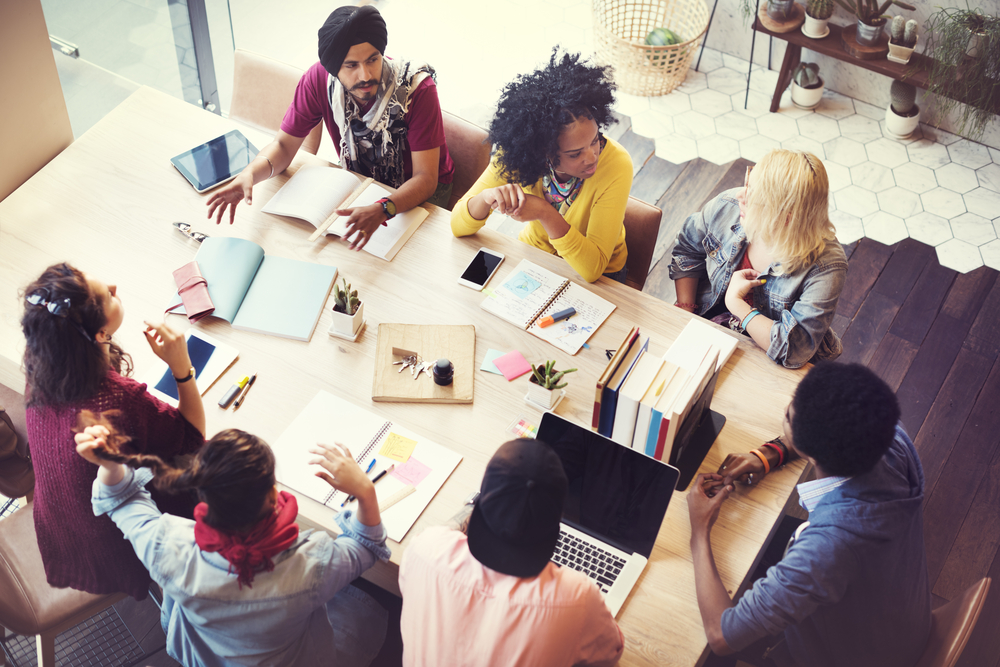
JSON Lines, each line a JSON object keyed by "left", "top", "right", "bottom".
{"left": 646, "top": 27, "right": 682, "bottom": 63}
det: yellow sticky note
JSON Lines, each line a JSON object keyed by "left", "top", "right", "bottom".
{"left": 380, "top": 432, "right": 417, "bottom": 462}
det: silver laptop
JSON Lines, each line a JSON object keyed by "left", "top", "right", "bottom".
{"left": 537, "top": 412, "right": 680, "bottom": 617}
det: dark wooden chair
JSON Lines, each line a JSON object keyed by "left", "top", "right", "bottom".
{"left": 915, "top": 577, "right": 991, "bottom": 667}
{"left": 442, "top": 111, "right": 491, "bottom": 210}
{"left": 622, "top": 196, "right": 663, "bottom": 291}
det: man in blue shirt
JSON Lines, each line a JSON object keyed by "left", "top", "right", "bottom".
{"left": 688, "top": 362, "right": 931, "bottom": 667}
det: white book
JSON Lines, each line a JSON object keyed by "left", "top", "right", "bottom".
{"left": 611, "top": 352, "right": 662, "bottom": 448}
{"left": 662, "top": 318, "right": 739, "bottom": 373}
{"left": 263, "top": 166, "right": 429, "bottom": 261}
{"left": 633, "top": 361, "right": 677, "bottom": 453}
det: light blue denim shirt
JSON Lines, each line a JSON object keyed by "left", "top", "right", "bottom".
{"left": 668, "top": 188, "right": 847, "bottom": 369}
{"left": 92, "top": 468, "right": 391, "bottom": 667}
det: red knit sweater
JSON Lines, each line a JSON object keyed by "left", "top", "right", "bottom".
{"left": 27, "top": 371, "right": 203, "bottom": 599}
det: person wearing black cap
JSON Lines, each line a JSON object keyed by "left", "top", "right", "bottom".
{"left": 207, "top": 5, "right": 454, "bottom": 254}
{"left": 398, "top": 439, "right": 624, "bottom": 666}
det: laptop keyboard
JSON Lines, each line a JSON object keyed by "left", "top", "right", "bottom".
{"left": 552, "top": 530, "right": 626, "bottom": 594}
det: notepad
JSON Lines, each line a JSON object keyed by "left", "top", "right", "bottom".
{"left": 272, "top": 391, "right": 462, "bottom": 542}
{"left": 262, "top": 166, "right": 429, "bottom": 261}
{"left": 481, "top": 259, "right": 616, "bottom": 355}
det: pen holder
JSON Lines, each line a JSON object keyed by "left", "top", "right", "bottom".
{"left": 433, "top": 359, "right": 454, "bottom": 386}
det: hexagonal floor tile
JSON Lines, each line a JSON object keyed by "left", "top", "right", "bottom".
{"left": 853, "top": 99, "right": 884, "bottom": 120}
{"left": 850, "top": 162, "right": 895, "bottom": 193}
{"left": 825, "top": 161, "right": 851, "bottom": 192}
{"left": 615, "top": 92, "right": 650, "bottom": 118}
{"left": 920, "top": 125, "right": 962, "bottom": 145}
{"left": 716, "top": 111, "right": 758, "bottom": 141}
{"left": 978, "top": 163, "right": 1000, "bottom": 192}
{"left": 824, "top": 136, "right": 868, "bottom": 168}
{"left": 835, "top": 185, "right": 880, "bottom": 218}
{"left": 629, "top": 110, "right": 674, "bottom": 140}
{"left": 936, "top": 238, "right": 984, "bottom": 273}
{"left": 907, "top": 139, "right": 952, "bottom": 170}
{"left": 739, "top": 135, "right": 780, "bottom": 163}
{"left": 866, "top": 137, "right": 910, "bottom": 169}
{"left": 950, "top": 212, "right": 996, "bottom": 246}
{"left": 672, "top": 110, "right": 716, "bottom": 140}
{"left": 991, "top": 147, "right": 1000, "bottom": 163}
{"left": 934, "top": 162, "right": 979, "bottom": 194}
{"left": 782, "top": 135, "right": 825, "bottom": 160}
{"left": 677, "top": 70, "right": 709, "bottom": 95}
{"left": 814, "top": 90, "right": 856, "bottom": 120}
{"left": 981, "top": 239, "right": 1000, "bottom": 271}
{"left": 863, "top": 211, "right": 909, "bottom": 245}
{"left": 747, "top": 68, "right": 780, "bottom": 96}
{"left": 796, "top": 113, "right": 841, "bottom": 144}
{"left": 921, "top": 187, "right": 967, "bottom": 218}
{"left": 697, "top": 135, "right": 741, "bottom": 165}
{"left": 878, "top": 119, "right": 923, "bottom": 145}
{"left": 906, "top": 212, "right": 953, "bottom": 246}
{"left": 649, "top": 91, "right": 691, "bottom": 116}
{"left": 756, "top": 113, "right": 800, "bottom": 143}
{"left": 689, "top": 88, "right": 733, "bottom": 118}
{"left": 731, "top": 90, "right": 773, "bottom": 118}
{"left": 831, "top": 210, "right": 864, "bottom": 244}
{"left": 775, "top": 91, "right": 812, "bottom": 119}
{"left": 964, "top": 187, "right": 1000, "bottom": 219}
{"left": 838, "top": 114, "right": 882, "bottom": 144}
{"left": 876, "top": 187, "right": 922, "bottom": 219}
{"left": 696, "top": 48, "right": 725, "bottom": 73}
{"left": 948, "top": 139, "right": 992, "bottom": 169}
{"left": 655, "top": 135, "right": 699, "bottom": 164}
{"left": 705, "top": 67, "right": 748, "bottom": 96}
{"left": 892, "top": 162, "right": 938, "bottom": 194}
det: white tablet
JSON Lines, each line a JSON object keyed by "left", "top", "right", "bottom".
{"left": 170, "top": 130, "right": 259, "bottom": 193}
{"left": 145, "top": 331, "right": 238, "bottom": 407}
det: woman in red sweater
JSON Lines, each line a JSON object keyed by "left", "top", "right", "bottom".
{"left": 22, "top": 263, "right": 205, "bottom": 599}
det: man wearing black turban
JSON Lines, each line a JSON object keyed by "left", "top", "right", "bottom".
{"left": 207, "top": 5, "right": 454, "bottom": 253}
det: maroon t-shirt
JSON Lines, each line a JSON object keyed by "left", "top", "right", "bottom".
{"left": 281, "top": 60, "right": 454, "bottom": 184}
{"left": 27, "top": 371, "right": 204, "bottom": 600}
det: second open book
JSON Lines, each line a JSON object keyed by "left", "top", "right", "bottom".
{"left": 262, "top": 166, "right": 429, "bottom": 261}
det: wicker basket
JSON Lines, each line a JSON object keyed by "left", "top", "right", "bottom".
{"left": 594, "top": 0, "right": 710, "bottom": 97}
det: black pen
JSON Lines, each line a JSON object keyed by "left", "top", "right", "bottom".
{"left": 233, "top": 372, "right": 257, "bottom": 410}
{"left": 342, "top": 464, "right": 395, "bottom": 507}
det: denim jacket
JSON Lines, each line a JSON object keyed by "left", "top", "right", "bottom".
{"left": 668, "top": 189, "right": 847, "bottom": 369}
{"left": 92, "top": 468, "right": 391, "bottom": 667}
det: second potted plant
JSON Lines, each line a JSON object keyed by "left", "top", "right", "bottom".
{"left": 330, "top": 278, "right": 364, "bottom": 338}
{"left": 790, "top": 63, "right": 825, "bottom": 109}
{"left": 803, "top": 0, "right": 834, "bottom": 38}
{"left": 885, "top": 80, "right": 920, "bottom": 139}
{"left": 528, "top": 360, "right": 577, "bottom": 409}
{"left": 887, "top": 15, "right": 919, "bottom": 63}
{"left": 833, "top": 0, "right": 916, "bottom": 47}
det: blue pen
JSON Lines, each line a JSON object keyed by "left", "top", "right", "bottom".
{"left": 365, "top": 458, "right": 377, "bottom": 474}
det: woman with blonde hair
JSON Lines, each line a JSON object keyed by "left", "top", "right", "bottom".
{"left": 669, "top": 149, "right": 847, "bottom": 368}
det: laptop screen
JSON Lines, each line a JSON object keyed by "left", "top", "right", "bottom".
{"left": 537, "top": 413, "right": 680, "bottom": 558}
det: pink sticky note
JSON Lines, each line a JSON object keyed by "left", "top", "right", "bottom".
{"left": 390, "top": 457, "right": 432, "bottom": 486}
{"left": 492, "top": 350, "right": 532, "bottom": 381}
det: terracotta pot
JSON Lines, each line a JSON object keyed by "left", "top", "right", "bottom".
{"left": 856, "top": 19, "right": 884, "bottom": 46}
{"left": 885, "top": 104, "right": 920, "bottom": 139}
{"left": 791, "top": 79, "right": 824, "bottom": 109}
{"left": 331, "top": 301, "right": 364, "bottom": 336}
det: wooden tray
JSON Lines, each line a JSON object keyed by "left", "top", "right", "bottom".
{"left": 840, "top": 23, "right": 889, "bottom": 59}
{"left": 757, "top": 3, "right": 805, "bottom": 34}
{"left": 372, "top": 323, "right": 475, "bottom": 403}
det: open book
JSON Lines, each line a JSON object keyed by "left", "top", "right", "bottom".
{"left": 262, "top": 166, "right": 429, "bottom": 261}
{"left": 272, "top": 391, "right": 462, "bottom": 542}
{"left": 166, "top": 237, "right": 337, "bottom": 342}
{"left": 481, "top": 259, "right": 616, "bottom": 355}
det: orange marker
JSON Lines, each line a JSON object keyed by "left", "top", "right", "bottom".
{"left": 538, "top": 307, "right": 576, "bottom": 328}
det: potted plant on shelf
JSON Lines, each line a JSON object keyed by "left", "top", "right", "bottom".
{"left": 885, "top": 80, "right": 920, "bottom": 139}
{"left": 803, "top": 0, "right": 834, "bottom": 38}
{"left": 528, "top": 360, "right": 577, "bottom": 409}
{"left": 790, "top": 63, "right": 824, "bottom": 109}
{"left": 767, "top": 0, "right": 796, "bottom": 22}
{"left": 887, "top": 15, "right": 918, "bottom": 63}
{"left": 832, "top": 0, "right": 915, "bottom": 47}
{"left": 330, "top": 278, "right": 363, "bottom": 337}
{"left": 924, "top": 4, "right": 1000, "bottom": 141}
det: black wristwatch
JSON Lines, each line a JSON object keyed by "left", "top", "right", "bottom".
{"left": 377, "top": 197, "right": 397, "bottom": 221}
{"left": 174, "top": 366, "right": 196, "bottom": 383}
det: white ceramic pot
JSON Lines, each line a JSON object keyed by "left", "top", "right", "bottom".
{"left": 887, "top": 42, "right": 915, "bottom": 64}
{"left": 791, "top": 80, "right": 824, "bottom": 109}
{"left": 527, "top": 377, "right": 561, "bottom": 409}
{"left": 967, "top": 31, "right": 985, "bottom": 59}
{"left": 885, "top": 104, "right": 920, "bottom": 139}
{"left": 331, "top": 301, "right": 364, "bottom": 336}
{"left": 802, "top": 14, "right": 829, "bottom": 38}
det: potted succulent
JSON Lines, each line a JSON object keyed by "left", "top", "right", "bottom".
{"left": 330, "top": 278, "right": 363, "bottom": 337}
{"left": 767, "top": 0, "right": 796, "bottom": 22}
{"left": 802, "top": 0, "right": 834, "bottom": 38}
{"left": 790, "top": 63, "right": 824, "bottom": 109}
{"left": 832, "top": 0, "right": 915, "bottom": 47}
{"left": 885, "top": 80, "right": 920, "bottom": 139}
{"left": 528, "top": 360, "right": 577, "bottom": 409}
{"left": 887, "top": 15, "right": 919, "bottom": 63}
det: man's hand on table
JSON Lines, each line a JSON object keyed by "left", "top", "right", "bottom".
{"left": 206, "top": 171, "right": 255, "bottom": 225}
{"left": 717, "top": 453, "right": 767, "bottom": 487}
{"left": 339, "top": 203, "right": 388, "bottom": 251}
{"left": 688, "top": 473, "right": 733, "bottom": 539}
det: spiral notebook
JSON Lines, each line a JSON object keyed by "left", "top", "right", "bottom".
{"left": 272, "top": 391, "right": 462, "bottom": 542}
{"left": 481, "top": 259, "right": 616, "bottom": 355}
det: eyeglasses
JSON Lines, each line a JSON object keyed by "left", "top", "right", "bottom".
{"left": 25, "top": 289, "right": 95, "bottom": 342}
{"left": 173, "top": 222, "right": 208, "bottom": 243}
{"left": 743, "top": 165, "right": 753, "bottom": 201}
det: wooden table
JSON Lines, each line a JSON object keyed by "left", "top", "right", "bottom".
{"left": 0, "top": 87, "right": 807, "bottom": 667}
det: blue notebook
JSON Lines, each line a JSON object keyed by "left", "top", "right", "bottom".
{"left": 168, "top": 237, "right": 337, "bottom": 342}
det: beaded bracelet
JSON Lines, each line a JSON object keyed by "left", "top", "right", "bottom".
{"left": 750, "top": 448, "right": 771, "bottom": 474}
{"left": 761, "top": 441, "right": 784, "bottom": 467}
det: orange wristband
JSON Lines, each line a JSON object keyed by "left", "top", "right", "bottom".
{"left": 750, "top": 449, "right": 771, "bottom": 474}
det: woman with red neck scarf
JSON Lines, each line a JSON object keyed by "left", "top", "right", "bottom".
{"left": 74, "top": 422, "right": 390, "bottom": 667}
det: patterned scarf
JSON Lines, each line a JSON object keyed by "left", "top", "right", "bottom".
{"left": 194, "top": 491, "right": 300, "bottom": 589}
{"left": 542, "top": 135, "right": 606, "bottom": 215}
{"left": 328, "top": 58, "right": 434, "bottom": 188}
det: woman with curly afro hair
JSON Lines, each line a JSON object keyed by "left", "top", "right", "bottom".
{"left": 451, "top": 50, "right": 632, "bottom": 283}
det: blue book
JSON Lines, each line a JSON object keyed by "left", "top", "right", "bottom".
{"left": 598, "top": 336, "right": 649, "bottom": 438}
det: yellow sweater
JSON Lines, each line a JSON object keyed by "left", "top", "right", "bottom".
{"left": 450, "top": 137, "right": 632, "bottom": 283}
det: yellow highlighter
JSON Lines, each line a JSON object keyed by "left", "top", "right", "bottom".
{"left": 219, "top": 375, "right": 249, "bottom": 409}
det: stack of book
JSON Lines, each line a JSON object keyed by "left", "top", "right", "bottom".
{"left": 593, "top": 319, "right": 739, "bottom": 466}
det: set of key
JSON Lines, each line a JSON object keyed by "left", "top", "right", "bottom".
{"left": 393, "top": 355, "right": 433, "bottom": 380}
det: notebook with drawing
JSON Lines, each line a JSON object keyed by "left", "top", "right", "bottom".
{"left": 481, "top": 259, "right": 616, "bottom": 355}
{"left": 537, "top": 412, "right": 679, "bottom": 617}
{"left": 272, "top": 390, "right": 462, "bottom": 542}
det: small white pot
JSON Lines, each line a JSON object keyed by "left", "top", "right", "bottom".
{"left": 967, "top": 31, "right": 985, "bottom": 59}
{"left": 885, "top": 104, "right": 920, "bottom": 139}
{"left": 887, "top": 42, "right": 915, "bottom": 64}
{"left": 802, "top": 14, "right": 829, "bottom": 38}
{"left": 791, "top": 80, "right": 824, "bottom": 109}
{"left": 527, "top": 378, "right": 561, "bottom": 409}
{"left": 331, "top": 301, "right": 364, "bottom": 336}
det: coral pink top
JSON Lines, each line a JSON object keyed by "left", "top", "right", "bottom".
{"left": 27, "top": 371, "right": 203, "bottom": 599}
